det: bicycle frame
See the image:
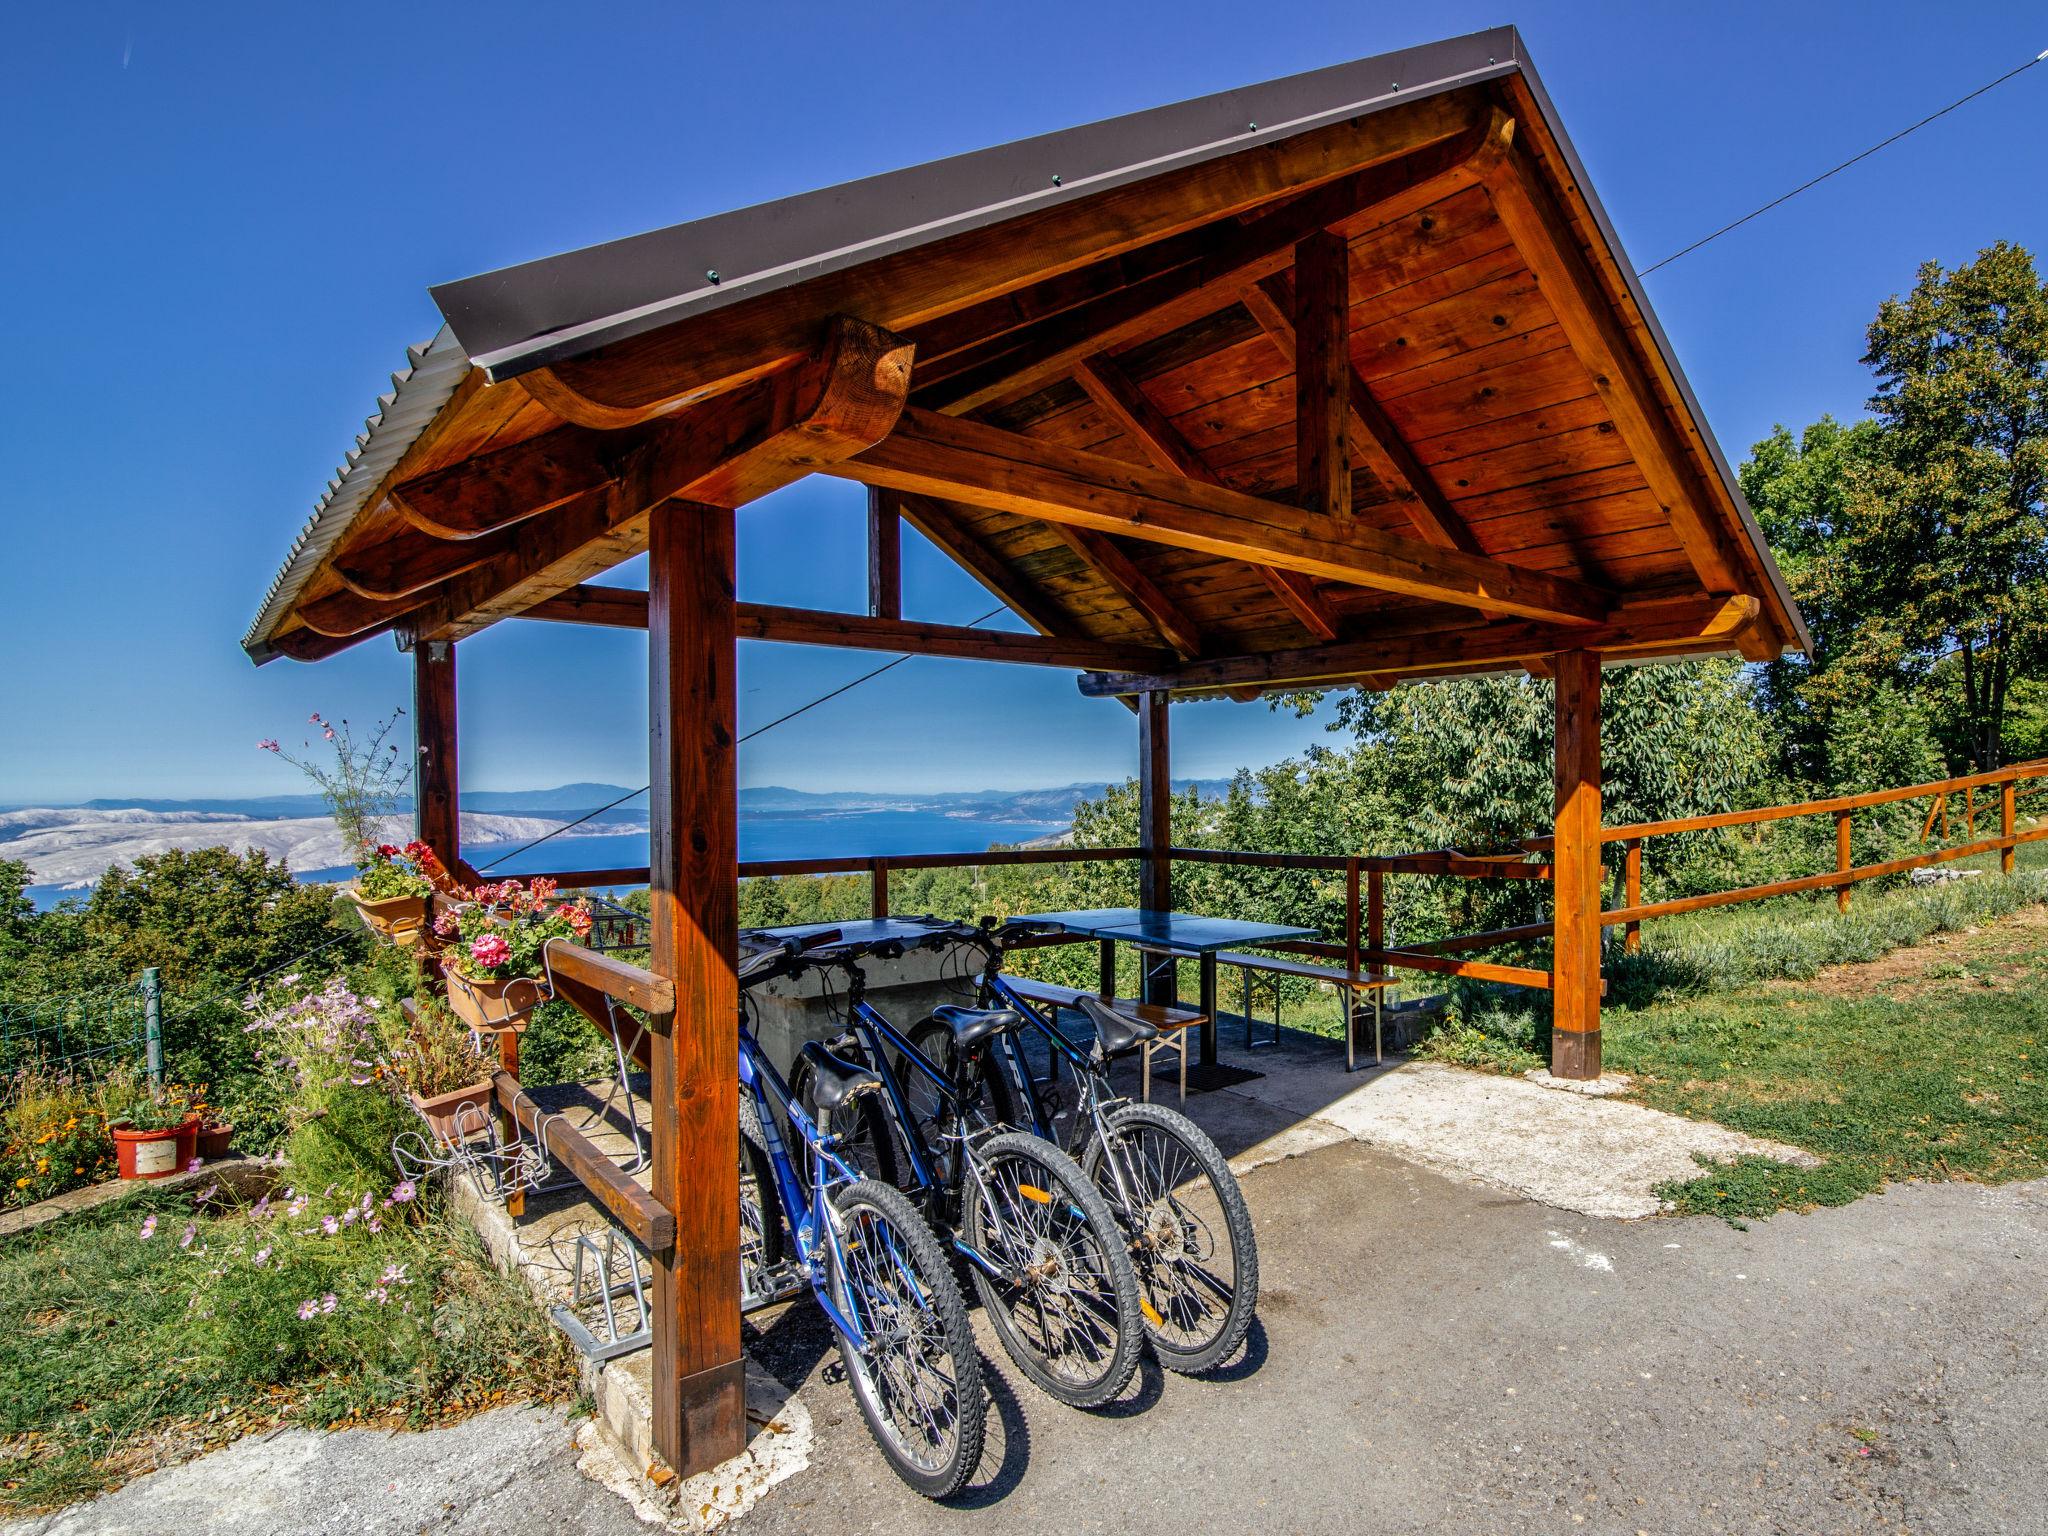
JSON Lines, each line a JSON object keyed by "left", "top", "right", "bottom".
{"left": 738, "top": 1017, "right": 875, "bottom": 1346}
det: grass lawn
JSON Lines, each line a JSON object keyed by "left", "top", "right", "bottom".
{"left": 1610, "top": 904, "right": 2048, "bottom": 1222}
{"left": 0, "top": 1180, "right": 579, "bottom": 1516}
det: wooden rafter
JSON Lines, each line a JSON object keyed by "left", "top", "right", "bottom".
{"left": 830, "top": 407, "right": 1609, "bottom": 625}
{"left": 393, "top": 421, "right": 629, "bottom": 539}
{"left": 1072, "top": 354, "right": 1337, "bottom": 643}
{"left": 891, "top": 492, "right": 1079, "bottom": 639}
{"left": 1239, "top": 275, "right": 1483, "bottom": 555}
{"left": 916, "top": 109, "right": 1514, "bottom": 415}
{"left": 397, "top": 318, "right": 912, "bottom": 643}
{"left": 522, "top": 91, "right": 1489, "bottom": 430}
{"left": 1479, "top": 138, "right": 1743, "bottom": 595}
{"left": 332, "top": 523, "right": 518, "bottom": 602}
{"left": 1044, "top": 524, "right": 1203, "bottom": 657}
{"left": 518, "top": 589, "right": 1172, "bottom": 671}
{"left": 1075, "top": 594, "right": 1759, "bottom": 698}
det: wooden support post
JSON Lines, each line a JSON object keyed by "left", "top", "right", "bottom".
{"left": 1366, "top": 869, "right": 1385, "bottom": 957}
{"left": 2002, "top": 781, "right": 2017, "bottom": 874}
{"left": 1345, "top": 860, "right": 1362, "bottom": 976}
{"left": 1622, "top": 839, "right": 1643, "bottom": 953}
{"left": 647, "top": 499, "right": 745, "bottom": 1479}
{"left": 870, "top": 858, "right": 890, "bottom": 919}
{"left": 1293, "top": 230, "right": 1351, "bottom": 521}
{"left": 1551, "top": 651, "right": 1602, "bottom": 1080}
{"left": 412, "top": 639, "right": 460, "bottom": 866}
{"left": 1836, "top": 813, "right": 1853, "bottom": 914}
{"left": 1138, "top": 689, "right": 1173, "bottom": 1007}
{"left": 1965, "top": 784, "right": 1976, "bottom": 840}
{"left": 867, "top": 488, "right": 901, "bottom": 621}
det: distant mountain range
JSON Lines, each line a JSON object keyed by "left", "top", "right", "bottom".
{"left": 3, "top": 780, "right": 1231, "bottom": 893}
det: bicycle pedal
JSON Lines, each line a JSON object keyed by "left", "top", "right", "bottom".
{"left": 821, "top": 1360, "right": 847, "bottom": 1385}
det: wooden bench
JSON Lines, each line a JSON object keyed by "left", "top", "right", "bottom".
{"left": 1215, "top": 952, "right": 1398, "bottom": 1070}
{"left": 997, "top": 975, "right": 1207, "bottom": 1102}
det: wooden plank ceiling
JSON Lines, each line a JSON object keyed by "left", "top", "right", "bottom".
{"left": 252, "top": 66, "right": 1805, "bottom": 697}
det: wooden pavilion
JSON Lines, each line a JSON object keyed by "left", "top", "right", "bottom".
{"left": 244, "top": 27, "right": 1806, "bottom": 1478}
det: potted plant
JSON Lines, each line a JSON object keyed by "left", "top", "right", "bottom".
{"left": 437, "top": 879, "right": 592, "bottom": 1033}
{"left": 345, "top": 841, "right": 446, "bottom": 944}
{"left": 186, "top": 1082, "right": 234, "bottom": 1160}
{"left": 390, "top": 996, "right": 495, "bottom": 1146}
{"left": 97, "top": 1067, "right": 199, "bottom": 1180}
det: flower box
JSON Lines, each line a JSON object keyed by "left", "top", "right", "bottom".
{"left": 111, "top": 1115, "right": 200, "bottom": 1180}
{"left": 410, "top": 1081, "right": 495, "bottom": 1146}
{"left": 346, "top": 887, "right": 428, "bottom": 944}
{"left": 441, "top": 964, "right": 549, "bottom": 1033}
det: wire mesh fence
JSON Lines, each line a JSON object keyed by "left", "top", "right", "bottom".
{"left": 0, "top": 977, "right": 153, "bottom": 1081}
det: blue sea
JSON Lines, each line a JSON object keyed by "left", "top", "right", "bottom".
{"left": 25, "top": 811, "right": 1067, "bottom": 909}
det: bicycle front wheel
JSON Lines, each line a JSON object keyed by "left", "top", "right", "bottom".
{"left": 963, "top": 1131, "right": 1142, "bottom": 1408}
{"left": 827, "top": 1179, "right": 986, "bottom": 1498}
{"left": 1083, "top": 1101, "right": 1258, "bottom": 1374}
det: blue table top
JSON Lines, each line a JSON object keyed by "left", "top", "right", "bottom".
{"left": 745, "top": 916, "right": 958, "bottom": 951}
{"left": 1016, "top": 908, "right": 1318, "bottom": 953}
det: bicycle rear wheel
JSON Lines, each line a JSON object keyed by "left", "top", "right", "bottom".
{"left": 827, "top": 1179, "right": 986, "bottom": 1498}
{"left": 1083, "top": 1101, "right": 1258, "bottom": 1374}
{"left": 738, "top": 1121, "right": 785, "bottom": 1307}
{"left": 790, "top": 1052, "right": 901, "bottom": 1190}
{"left": 962, "top": 1131, "right": 1142, "bottom": 1408}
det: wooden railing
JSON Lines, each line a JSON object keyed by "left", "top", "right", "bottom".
{"left": 511, "top": 759, "right": 2048, "bottom": 996}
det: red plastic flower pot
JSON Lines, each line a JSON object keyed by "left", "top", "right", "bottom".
{"left": 196, "top": 1123, "right": 234, "bottom": 1160}
{"left": 112, "top": 1116, "right": 200, "bottom": 1180}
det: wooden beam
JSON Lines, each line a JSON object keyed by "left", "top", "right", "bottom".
{"left": 393, "top": 422, "right": 630, "bottom": 540}
{"left": 1072, "top": 354, "right": 1338, "bottom": 642}
{"left": 268, "top": 622, "right": 392, "bottom": 663}
{"left": 1292, "top": 230, "right": 1351, "bottom": 522}
{"left": 1046, "top": 525, "right": 1202, "bottom": 657}
{"left": 1076, "top": 594, "right": 1759, "bottom": 697}
{"left": 299, "top": 584, "right": 430, "bottom": 639}
{"left": 1240, "top": 275, "right": 1482, "bottom": 555}
{"left": 833, "top": 407, "right": 1608, "bottom": 625}
{"left": 491, "top": 1071, "right": 672, "bottom": 1249}
{"left": 1481, "top": 139, "right": 1742, "bottom": 595}
{"left": 892, "top": 492, "right": 1078, "bottom": 639}
{"left": 1551, "top": 649, "right": 1602, "bottom": 1079}
{"left": 866, "top": 488, "right": 901, "bottom": 620}
{"left": 522, "top": 90, "right": 1488, "bottom": 428}
{"left": 333, "top": 523, "right": 518, "bottom": 602}
{"left": 918, "top": 110, "right": 1513, "bottom": 416}
{"left": 1138, "top": 690, "right": 1172, "bottom": 1003}
{"left": 646, "top": 500, "right": 745, "bottom": 1478}
{"left": 404, "top": 318, "right": 912, "bottom": 643}
{"left": 412, "top": 639, "right": 460, "bottom": 867}
{"left": 517, "top": 587, "right": 1174, "bottom": 671}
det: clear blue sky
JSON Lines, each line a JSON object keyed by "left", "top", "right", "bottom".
{"left": 3, "top": 2, "right": 2043, "bottom": 804}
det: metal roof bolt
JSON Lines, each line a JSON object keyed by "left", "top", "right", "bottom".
{"left": 706, "top": 269, "right": 721, "bottom": 285}
{"left": 1052, "top": 174, "right": 1063, "bottom": 187}
{"left": 1247, "top": 121, "right": 1257, "bottom": 131}
{"left": 1390, "top": 81, "right": 1400, "bottom": 91}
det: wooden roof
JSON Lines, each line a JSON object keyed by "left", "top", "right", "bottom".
{"left": 245, "top": 26, "right": 1806, "bottom": 697}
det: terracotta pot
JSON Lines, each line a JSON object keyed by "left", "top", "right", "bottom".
{"left": 410, "top": 1081, "right": 495, "bottom": 1146}
{"left": 111, "top": 1115, "right": 201, "bottom": 1180}
{"left": 441, "top": 963, "right": 548, "bottom": 1033}
{"left": 346, "top": 888, "right": 427, "bottom": 945}
{"left": 196, "top": 1122, "right": 234, "bottom": 1160}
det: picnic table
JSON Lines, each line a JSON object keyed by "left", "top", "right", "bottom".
{"left": 1013, "top": 907, "right": 1318, "bottom": 1083}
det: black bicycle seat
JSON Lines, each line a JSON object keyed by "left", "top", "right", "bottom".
{"left": 1076, "top": 995, "right": 1159, "bottom": 1057}
{"left": 797, "top": 1041, "right": 883, "bottom": 1116}
{"left": 932, "top": 1003, "right": 1022, "bottom": 1051}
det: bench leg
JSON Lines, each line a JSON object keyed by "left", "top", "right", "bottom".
{"left": 1375, "top": 985, "right": 1383, "bottom": 1066}
{"left": 1346, "top": 985, "right": 1355, "bottom": 1072}
{"left": 1141, "top": 1041, "right": 1152, "bottom": 1104}
{"left": 1177, "top": 1034, "right": 1186, "bottom": 1103}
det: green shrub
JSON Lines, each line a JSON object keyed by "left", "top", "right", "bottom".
{"left": 0, "top": 1069, "right": 112, "bottom": 1205}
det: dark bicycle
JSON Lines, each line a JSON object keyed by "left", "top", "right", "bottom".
{"left": 777, "top": 925, "right": 1145, "bottom": 1410}
{"left": 915, "top": 919, "right": 1260, "bottom": 1376}
{"left": 735, "top": 932, "right": 985, "bottom": 1497}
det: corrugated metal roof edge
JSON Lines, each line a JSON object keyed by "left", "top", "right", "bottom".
{"left": 241, "top": 326, "right": 467, "bottom": 664}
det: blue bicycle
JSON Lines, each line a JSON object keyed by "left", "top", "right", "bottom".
{"left": 736, "top": 933, "right": 985, "bottom": 1498}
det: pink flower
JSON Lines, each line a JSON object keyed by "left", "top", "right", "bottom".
{"left": 296, "top": 1298, "right": 319, "bottom": 1320}
{"left": 320, "top": 1215, "right": 340, "bottom": 1236}
{"left": 469, "top": 933, "right": 512, "bottom": 971}
{"left": 253, "top": 1246, "right": 271, "bottom": 1267}
{"left": 186, "top": 1157, "right": 202, "bottom": 1173}
{"left": 178, "top": 1222, "right": 196, "bottom": 1250}
{"left": 257, "top": 739, "right": 280, "bottom": 753}
{"left": 320, "top": 1293, "right": 338, "bottom": 1314}
{"left": 138, "top": 1214, "right": 157, "bottom": 1241}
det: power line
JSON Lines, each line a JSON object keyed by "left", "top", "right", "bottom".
{"left": 476, "top": 605, "right": 1006, "bottom": 873}
{"left": 1640, "top": 47, "right": 2048, "bottom": 276}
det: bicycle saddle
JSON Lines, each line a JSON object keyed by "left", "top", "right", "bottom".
{"left": 797, "top": 1041, "right": 883, "bottom": 1117}
{"left": 931, "top": 1004, "right": 1022, "bottom": 1050}
{"left": 1076, "top": 995, "right": 1158, "bottom": 1057}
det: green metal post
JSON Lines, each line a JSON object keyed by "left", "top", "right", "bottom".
{"left": 141, "top": 968, "right": 162, "bottom": 1085}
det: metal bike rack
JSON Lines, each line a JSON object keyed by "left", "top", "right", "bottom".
{"left": 551, "top": 1226, "right": 652, "bottom": 1362}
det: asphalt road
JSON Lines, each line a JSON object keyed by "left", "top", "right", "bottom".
{"left": 15, "top": 1141, "right": 2045, "bottom": 1535}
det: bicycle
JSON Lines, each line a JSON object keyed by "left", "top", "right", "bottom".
{"left": 779, "top": 926, "right": 1145, "bottom": 1410}
{"left": 920, "top": 919, "right": 1260, "bottom": 1376}
{"left": 736, "top": 932, "right": 985, "bottom": 1497}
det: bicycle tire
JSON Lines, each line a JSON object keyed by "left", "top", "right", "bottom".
{"left": 1084, "top": 1101, "right": 1258, "bottom": 1374}
{"left": 790, "top": 1052, "right": 901, "bottom": 1190}
{"left": 962, "top": 1130, "right": 1142, "bottom": 1408}
{"left": 827, "top": 1179, "right": 986, "bottom": 1498}
{"left": 739, "top": 1130, "right": 786, "bottom": 1294}
{"left": 909, "top": 1015, "right": 1019, "bottom": 1133}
